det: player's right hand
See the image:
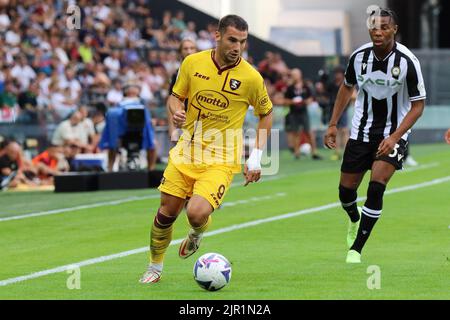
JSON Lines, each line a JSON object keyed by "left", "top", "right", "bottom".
{"left": 173, "top": 110, "right": 186, "bottom": 128}
{"left": 324, "top": 126, "right": 337, "bottom": 149}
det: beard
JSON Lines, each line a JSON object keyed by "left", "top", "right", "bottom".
{"left": 223, "top": 51, "right": 239, "bottom": 64}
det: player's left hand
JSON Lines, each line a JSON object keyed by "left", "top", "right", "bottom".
{"left": 376, "top": 136, "right": 397, "bottom": 157}
{"left": 243, "top": 164, "right": 261, "bottom": 186}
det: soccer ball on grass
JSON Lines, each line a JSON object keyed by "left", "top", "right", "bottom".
{"left": 193, "top": 253, "right": 232, "bottom": 291}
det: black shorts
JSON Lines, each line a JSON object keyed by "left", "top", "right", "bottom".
{"left": 341, "top": 138, "right": 408, "bottom": 173}
{"left": 284, "top": 112, "right": 310, "bottom": 132}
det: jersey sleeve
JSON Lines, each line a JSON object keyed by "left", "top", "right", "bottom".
{"left": 251, "top": 77, "right": 273, "bottom": 116}
{"left": 168, "top": 72, "right": 177, "bottom": 95}
{"left": 344, "top": 53, "right": 357, "bottom": 87}
{"left": 406, "top": 55, "right": 426, "bottom": 102}
{"left": 171, "top": 58, "right": 190, "bottom": 100}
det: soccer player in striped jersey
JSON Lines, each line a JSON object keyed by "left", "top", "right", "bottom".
{"left": 324, "top": 8, "right": 426, "bottom": 263}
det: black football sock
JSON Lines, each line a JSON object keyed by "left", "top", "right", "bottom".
{"left": 350, "top": 181, "right": 386, "bottom": 253}
{"left": 339, "top": 184, "right": 360, "bottom": 223}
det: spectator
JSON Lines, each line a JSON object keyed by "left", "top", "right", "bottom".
{"left": 103, "top": 49, "right": 121, "bottom": 79}
{"left": 51, "top": 110, "right": 93, "bottom": 153}
{"left": 181, "top": 21, "right": 198, "bottom": 42}
{"left": 60, "top": 67, "right": 82, "bottom": 103}
{"left": 196, "top": 30, "right": 214, "bottom": 51}
{"left": 284, "top": 68, "right": 322, "bottom": 160}
{"left": 32, "top": 46, "right": 53, "bottom": 76}
{"left": 171, "top": 10, "right": 187, "bottom": 32}
{"left": 141, "top": 17, "right": 159, "bottom": 47}
{"left": 271, "top": 53, "right": 289, "bottom": 76}
{"left": 314, "top": 80, "right": 331, "bottom": 127}
{"left": 0, "top": 80, "right": 19, "bottom": 122}
{"left": 92, "top": 102, "right": 107, "bottom": 138}
{"left": 78, "top": 35, "right": 94, "bottom": 64}
{"left": 49, "top": 80, "right": 77, "bottom": 120}
{"left": 78, "top": 105, "right": 98, "bottom": 152}
{"left": 0, "top": 8, "right": 11, "bottom": 33}
{"left": 5, "top": 21, "right": 21, "bottom": 46}
{"left": 127, "top": 0, "right": 150, "bottom": 26}
{"left": 99, "top": 80, "right": 156, "bottom": 171}
{"left": 327, "top": 66, "right": 350, "bottom": 160}
{"left": 32, "top": 144, "right": 68, "bottom": 184}
{"left": 0, "top": 140, "right": 36, "bottom": 190}
{"left": 107, "top": 78, "right": 124, "bottom": 106}
{"left": 16, "top": 81, "right": 40, "bottom": 124}
{"left": 10, "top": 55, "right": 36, "bottom": 91}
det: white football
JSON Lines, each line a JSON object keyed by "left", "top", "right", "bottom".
{"left": 300, "top": 143, "right": 312, "bottom": 155}
{"left": 193, "top": 253, "right": 232, "bottom": 291}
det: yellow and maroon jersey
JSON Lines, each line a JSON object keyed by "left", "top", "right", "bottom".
{"left": 170, "top": 49, "right": 272, "bottom": 173}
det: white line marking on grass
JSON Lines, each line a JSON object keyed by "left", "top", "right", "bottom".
{"left": 2, "top": 160, "right": 440, "bottom": 222}
{"left": 1, "top": 175, "right": 449, "bottom": 287}
{"left": 0, "top": 195, "right": 160, "bottom": 222}
{"left": 221, "top": 192, "right": 286, "bottom": 208}
{"left": 399, "top": 162, "right": 440, "bottom": 173}
{"left": 0, "top": 174, "right": 288, "bottom": 222}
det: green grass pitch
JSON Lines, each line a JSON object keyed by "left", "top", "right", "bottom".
{"left": 0, "top": 143, "right": 449, "bottom": 299}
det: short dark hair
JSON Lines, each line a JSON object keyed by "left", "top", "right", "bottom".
{"left": 373, "top": 7, "right": 398, "bottom": 25}
{"left": 218, "top": 15, "right": 248, "bottom": 34}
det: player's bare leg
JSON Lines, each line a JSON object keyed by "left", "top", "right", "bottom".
{"left": 179, "top": 195, "right": 214, "bottom": 259}
{"left": 140, "top": 192, "right": 185, "bottom": 284}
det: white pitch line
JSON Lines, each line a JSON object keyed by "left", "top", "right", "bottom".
{"left": 1, "top": 160, "right": 441, "bottom": 222}
{"left": 399, "top": 162, "right": 440, "bottom": 173}
{"left": 0, "top": 194, "right": 161, "bottom": 222}
{"left": 1, "top": 175, "right": 449, "bottom": 287}
{"left": 0, "top": 173, "right": 287, "bottom": 222}
{"left": 221, "top": 192, "right": 286, "bottom": 208}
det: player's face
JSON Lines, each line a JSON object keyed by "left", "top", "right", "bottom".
{"left": 180, "top": 41, "right": 197, "bottom": 59}
{"left": 368, "top": 16, "right": 397, "bottom": 50}
{"left": 216, "top": 26, "right": 248, "bottom": 65}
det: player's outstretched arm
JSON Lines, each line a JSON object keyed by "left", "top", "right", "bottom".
{"left": 377, "top": 99, "right": 425, "bottom": 157}
{"left": 244, "top": 111, "right": 273, "bottom": 186}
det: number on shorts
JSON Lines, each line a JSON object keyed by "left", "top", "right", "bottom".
{"left": 389, "top": 143, "right": 400, "bottom": 158}
{"left": 217, "top": 184, "right": 225, "bottom": 200}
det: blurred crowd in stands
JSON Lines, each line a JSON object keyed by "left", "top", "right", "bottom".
{"left": 0, "top": 0, "right": 354, "bottom": 190}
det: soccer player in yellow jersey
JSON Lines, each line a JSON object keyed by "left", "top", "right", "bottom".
{"left": 140, "top": 15, "right": 273, "bottom": 284}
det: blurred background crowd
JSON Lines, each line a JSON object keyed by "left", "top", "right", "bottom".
{"left": 0, "top": 0, "right": 355, "bottom": 190}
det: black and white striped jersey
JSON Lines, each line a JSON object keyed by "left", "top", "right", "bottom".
{"left": 344, "top": 42, "right": 426, "bottom": 142}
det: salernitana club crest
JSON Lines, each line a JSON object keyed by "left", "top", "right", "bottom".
{"left": 230, "top": 78, "right": 241, "bottom": 90}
